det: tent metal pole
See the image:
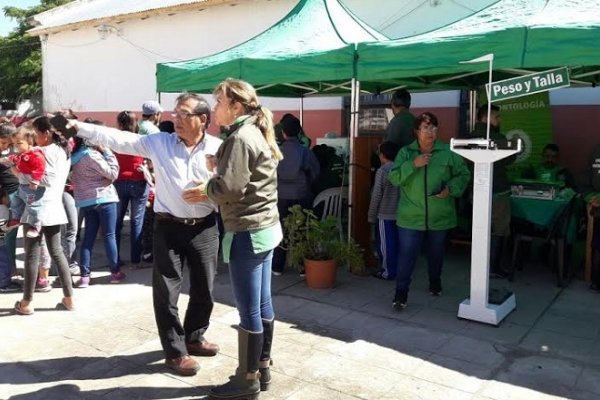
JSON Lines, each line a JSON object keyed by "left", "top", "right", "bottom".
{"left": 485, "top": 56, "right": 493, "bottom": 147}
{"left": 348, "top": 78, "right": 359, "bottom": 242}
{"left": 300, "top": 97, "right": 304, "bottom": 125}
{"left": 469, "top": 89, "right": 477, "bottom": 131}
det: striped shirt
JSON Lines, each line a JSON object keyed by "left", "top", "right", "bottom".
{"left": 368, "top": 162, "right": 399, "bottom": 223}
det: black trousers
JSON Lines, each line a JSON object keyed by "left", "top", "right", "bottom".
{"left": 23, "top": 224, "right": 73, "bottom": 301}
{"left": 152, "top": 213, "right": 219, "bottom": 358}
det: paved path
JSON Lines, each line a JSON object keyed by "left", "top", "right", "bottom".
{"left": 1, "top": 238, "right": 600, "bottom": 399}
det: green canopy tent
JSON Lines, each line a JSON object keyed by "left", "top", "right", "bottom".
{"left": 356, "top": 0, "right": 600, "bottom": 92}
{"left": 156, "top": 0, "right": 386, "bottom": 97}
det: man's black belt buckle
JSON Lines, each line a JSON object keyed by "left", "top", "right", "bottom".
{"left": 157, "top": 212, "right": 205, "bottom": 226}
{"left": 181, "top": 217, "right": 200, "bottom": 226}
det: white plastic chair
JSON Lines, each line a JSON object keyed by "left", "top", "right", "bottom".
{"left": 312, "top": 186, "right": 348, "bottom": 240}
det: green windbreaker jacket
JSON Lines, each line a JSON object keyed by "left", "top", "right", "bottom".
{"left": 389, "top": 140, "right": 471, "bottom": 230}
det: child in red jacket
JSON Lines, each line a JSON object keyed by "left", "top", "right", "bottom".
{"left": 5, "top": 128, "right": 46, "bottom": 238}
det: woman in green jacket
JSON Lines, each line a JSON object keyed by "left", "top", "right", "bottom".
{"left": 389, "top": 112, "right": 470, "bottom": 309}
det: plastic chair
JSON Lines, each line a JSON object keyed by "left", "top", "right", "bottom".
{"left": 312, "top": 186, "right": 348, "bottom": 240}
{"left": 510, "top": 194, "right": 579, "bottom": 287}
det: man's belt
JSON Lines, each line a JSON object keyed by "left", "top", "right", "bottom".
{"left": 155, "top": 212, "right": 213, "bottom": 226}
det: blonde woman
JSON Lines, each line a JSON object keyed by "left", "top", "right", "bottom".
{"left": 199, "top": 79, "right": 282, "bottom": 400}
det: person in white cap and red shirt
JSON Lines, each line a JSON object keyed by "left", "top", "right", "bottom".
{"left": 139, "top": 100, "right": 163, "bottom": 135}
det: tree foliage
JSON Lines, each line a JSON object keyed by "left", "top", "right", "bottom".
{"left": 0, "top": 0, "right": 73, "bottom": 103}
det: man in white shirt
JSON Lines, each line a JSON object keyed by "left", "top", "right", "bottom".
{"left": 76, "top": 93, "right": 222, "bottom": 377}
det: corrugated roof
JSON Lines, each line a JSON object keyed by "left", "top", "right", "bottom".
{"left": 28, "top": 0, "right": 230, "bottom": 35}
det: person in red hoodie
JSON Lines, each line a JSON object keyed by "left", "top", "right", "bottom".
{"left": 4, "top": 127, "right": 46, "bottom": 238}
{"left": 113, "top": 111, "right": 150, "bottom": 269}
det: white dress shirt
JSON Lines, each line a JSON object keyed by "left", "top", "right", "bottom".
{"left": 77, "top": 123, "right": 222, "bottom": 218}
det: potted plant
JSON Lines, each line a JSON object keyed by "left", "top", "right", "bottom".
{"left": 282, "top": 205, "right": 364, "bottom": 288}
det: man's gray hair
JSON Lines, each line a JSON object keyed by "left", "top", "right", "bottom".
{"left": 176, "top": 93, "right": 211, "bottom": 128}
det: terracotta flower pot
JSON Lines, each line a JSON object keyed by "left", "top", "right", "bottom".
{"left": 304, "top": 259, "right": 337, "bottom": 289}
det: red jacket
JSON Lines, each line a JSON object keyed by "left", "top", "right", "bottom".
{"left": 10, "top": 148, "right": 46, "bottom": 184}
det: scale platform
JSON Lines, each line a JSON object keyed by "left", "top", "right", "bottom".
{"left": 458, "top": 289, "right": 515, "bottom": 325}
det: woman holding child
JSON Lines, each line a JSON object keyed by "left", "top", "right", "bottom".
{"left": 14, "top": 116, "right": 74, "bottom": 315}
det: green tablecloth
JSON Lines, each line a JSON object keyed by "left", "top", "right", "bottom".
{"left": 511, "top": 196, "right": 570, "bottom": 228}
{"left": 511, "top": 193, "right": 577, "bottom": 242}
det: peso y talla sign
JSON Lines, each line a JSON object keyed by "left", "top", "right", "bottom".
{"left": 486, "top": 68, "right": 570, "bottom": 102}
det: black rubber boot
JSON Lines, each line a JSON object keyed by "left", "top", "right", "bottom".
{"left": 259, "top": 319, "right": 274, "bottom": 391}
{"left": 210, "top": 327, "right": 263, "bottom": 400}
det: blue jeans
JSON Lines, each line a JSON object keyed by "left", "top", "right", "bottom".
{"left": 80, "top": 202, "right": 119, "bottom": 276}
{"left": 395, "top": 227, "right": 449, "bottom": 294}
{"left": 229, "top": 231, "right": 275, "bottom": 332}
{"left": 11, "top": 184, "right": 45, "bottom": 229}
{"left": 61, "top": 192, "right": 78, "bottom": 263}
{"left": 114, "top": 180, "right": 149, "bottom": 264}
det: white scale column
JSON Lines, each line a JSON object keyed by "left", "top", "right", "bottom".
{"left": 451, "top": 138, "right": 521, "bottom": 325}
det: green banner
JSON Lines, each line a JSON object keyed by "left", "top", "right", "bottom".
{"left": 477, "top": 88, "right": 553, "bottom": 178}
{"left": 487, "top": 67, "right": 570, "bottom": 102}
{"left": 497, "top": 92, "right": 553, "bottom": 178}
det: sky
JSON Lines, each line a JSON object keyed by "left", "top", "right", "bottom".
{"left": 0, "top": 0, "right": 40, "bottom": 36}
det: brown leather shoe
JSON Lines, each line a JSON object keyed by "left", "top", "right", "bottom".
{"left": 186, "top": 340, "right": 219, "bottom": 357}
{"left": 165, "top": 355, "right": 199, "bottom": 376}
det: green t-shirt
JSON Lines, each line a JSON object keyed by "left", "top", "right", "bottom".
{"left": 221, "top": 223, "right": 283, "bottom": 263}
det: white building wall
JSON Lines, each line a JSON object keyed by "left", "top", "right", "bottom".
{"left": 41, "top": 0, "right": 298, "bottom": 112}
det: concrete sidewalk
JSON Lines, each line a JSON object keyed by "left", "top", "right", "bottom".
{"left": 1, "top": 237, "right": 600, "bottom": 399}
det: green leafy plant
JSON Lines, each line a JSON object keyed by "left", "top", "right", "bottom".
{"left": 282, "top": 205, "right": 364, "bottom": 274}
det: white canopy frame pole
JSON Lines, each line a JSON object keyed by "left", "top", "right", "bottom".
{"left": 347, "top": 77, "right": 359, "bottom": 242}
{"left": 299, "top": 96, "right": 304, "bottom": 125}
{"left": 468, "top": 89, "right": 477, "bottom": 132}
{"left": 485, "top": 56, "right": 493, "bottom": 147}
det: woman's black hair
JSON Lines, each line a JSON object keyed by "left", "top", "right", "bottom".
{"left": 117, "top": 111, "right": 138, "bottom": 132}
{"left": 32, "top": 115, "right": 71, "bottom": 158}
{"left": 71, "top": 136, "right": 86, "bottom": 153}
{"left": 158, "top": 120, "right": 175, "bottom": 133}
